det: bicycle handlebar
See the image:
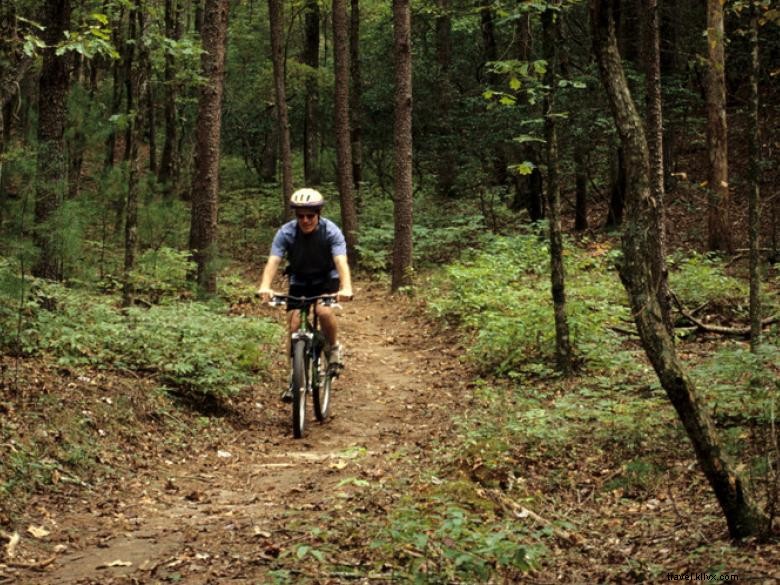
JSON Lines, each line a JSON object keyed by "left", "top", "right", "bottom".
{"left": 269, "top": 293, "right": 339, "bottom": 308}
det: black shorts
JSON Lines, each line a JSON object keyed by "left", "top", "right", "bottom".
{"left": 287, "top": 278, "right": 340, "bottom": 311}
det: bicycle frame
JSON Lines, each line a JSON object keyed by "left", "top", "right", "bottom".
{"left": 270, "top": 294, "right": 337, "bottom": 437}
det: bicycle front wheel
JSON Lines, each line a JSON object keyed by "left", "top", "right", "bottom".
{"left": 312, "top": 348, "right": 331, "bottom": 422}
{"left": 291, "top": 339, "right": 308, "bottom": 438}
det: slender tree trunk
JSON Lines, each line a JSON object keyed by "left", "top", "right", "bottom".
{"left": 0, "top": 2, "right": 33, "bottom": 211}
{"left": 480, "top": 1, "right": 508, "bottom": 186}
{"left": 643, "top": 0, "right": 671, "bottom": 333}
{"left": 261, "top": 106, "right": 279, "bottom": 183}
{"left": 159, "top": 0, "right": 181, "bottom": 196}
{"left": 33, "top": 0, "right": 71, "bottom": 280}
{"left": 122, "top": 6, "right": 141, "bottom": 306}
{"left": 350, "top": 0, "right": 363, "bottom": 200}
{"left": 104, "top": 31, "right": 124, "bottom": 170}
{"left": 573, "top": 142, "right": 588, "bottom": 231}
{"left": 705, "top": 0, "right": 732, "bottom": 252}
{"left": 391, "top": 0, "right": 413, "bottom": 291}
{"left": 747, "top": 7, "right": 761, "bottom": 352}
{"left": 605, "top": 144, "right": 626, "bottom": 228}
{"left": 269, "top": 0, "right": 293, "bottom": 221}
{"left": 542, "top": 6, "right": 573, "bottom": 375}
{"left": 435, "top": 0, "right": 456, "bottom": 197}
{"left": 590, "top": 0, "right": 768, "bottom": 539}
{"left": 303, "top": 0, "right": 320, "bottom": 185}
{"left": 333, "top": 0, "right": 358, "bottom": 264}
{"left": 189, "top": 0, "right": 229, "bottom": 293}
{"left": 139, "top": 7, "right": 157, "bottom": 175}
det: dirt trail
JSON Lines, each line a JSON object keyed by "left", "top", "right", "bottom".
{"left": 10, "top": 282, "right": 470, "bottom": 584}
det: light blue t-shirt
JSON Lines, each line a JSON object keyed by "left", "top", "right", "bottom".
{"left": 270, "top": 217, "right": 347, "bottom": 285}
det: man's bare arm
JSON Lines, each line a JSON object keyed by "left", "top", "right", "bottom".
{"left": 257, "top": 255, "right": 282, "bottom": 300}
{"left": 333, "top": 255, "right": 353, "bottom": 300}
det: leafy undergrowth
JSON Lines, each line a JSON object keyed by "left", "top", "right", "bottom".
{"left": 0, "top": 257, "right": 281, "bottom": 399}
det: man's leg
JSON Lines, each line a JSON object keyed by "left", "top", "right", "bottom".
{"left": 316, "top": 305, "right": 343, "bottom": 368}
{"left": 316, "top": 306, "right": 337, "bottom": 347}
{"left": 281, "top": 309, "right": 303, "bottom": 402}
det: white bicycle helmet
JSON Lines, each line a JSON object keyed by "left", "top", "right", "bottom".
{"left": 290, "top": 188, "right": 325, "bottom": 209}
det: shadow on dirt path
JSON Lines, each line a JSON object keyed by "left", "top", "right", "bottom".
{"left": 8, "top": 281, "right": 471, "bottom": 584}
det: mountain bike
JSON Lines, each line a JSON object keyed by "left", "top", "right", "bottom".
{"left": 269, "top": 294, "right": 339, "bottom": 438}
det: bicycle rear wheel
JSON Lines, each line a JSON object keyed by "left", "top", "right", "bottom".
{"left": 312, "top": 348, "right": 331, "bottom": 422}
{"left": 291, "top": 339, "right": 308, "bottom": 438}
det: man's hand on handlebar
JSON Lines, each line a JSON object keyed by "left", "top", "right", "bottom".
{"left": 256, "top": 288, "right": 275, "bottom": 303}
{"left": 337, "top": 289, "right": 354, "bottom": 302}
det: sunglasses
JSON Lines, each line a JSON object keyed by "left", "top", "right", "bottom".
{"left": 296, "top": 212, "right": 317, "bottom": 220}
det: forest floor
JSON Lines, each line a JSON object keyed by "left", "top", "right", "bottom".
{"left": 1, "top": 278, "right": 780, "bottom": 584}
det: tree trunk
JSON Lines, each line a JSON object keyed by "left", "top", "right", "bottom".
{"left": 705, "top": 0, "right": 732, "bottom": 253}
{"left": 104, "top": 21, "right": 125, "bottom": 171}
{"left": 139, "top": 7, "right": 156, "bottom": 175}
{"left": 434, "top": 0, "right": 456, "bottom": 197}
{"left": 590, "top": 0, "right": 768, "bottom": 539}
{"left": 605, "top": 144, "right": 625, "bottom": 229}
{"left": 391, "top": 0, "right": 413, "bottom": 291}
{"left": 269, "top": 0, "right": 293, "bottom": 221}
{"left": 480, "top": 1, "right": 508, "bottom": 186}
{"left": 261, "top": 105, "right": 279, "bottom": 183}
{"left": 122, "top": 5, "right": 145, "bottom": 307}
{"left": 542, "top": 5, "right": 573, "bottom": 376}
{"left": 350, "top": 0, "right": 363, "bottom": 200}
{"left": 747, "top": 7, "right": 761, "bottom": 352}
{"left": 333, "top": 0, "right": 358, "bottom": 264}
{"left": 33, "top": 0, "right": 71, "bottom": 280}
{"left": 643, "top": 0, "right": 671, "bottom": 334}
{"left": 189, "top": 0, "right": 229, "bottom": 294}
{"left": 159, "top": 0, "right": 181, "bottom": 196}
{"left": 573, "top": 142, "right": 588, "bottom": 231}
{"left": 303, "top": 0, "right": 320, "bottom": 185}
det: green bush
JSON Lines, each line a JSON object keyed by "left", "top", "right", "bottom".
{"left": 427, "top": 234, "right": 630, "bottom": 374}
{"left": 668, "top": 252, "right": 748, "bottom": 310}
{"left": 0, "top": 269, "right": 281, "bottom": 399}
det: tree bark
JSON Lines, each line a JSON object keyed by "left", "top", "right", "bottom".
{"left": 139, "top": 8, "right": 156, "bottom": 175}
{"left": 122, "top": 4, "right": 142, "bottom": 307}
{"left": 605, "top": 144, "right": 626, "bottom": 228}
{"left": 705, "top": 0, "right": 732, "bottom": 253}
{"left": 391, "top": 0, "right": 413, "bottom": 291}
{"left": 434, "top": 0, "right": 456, "bottom": 197}
{"left": 747, "top": 6, "right": 761, "bottom": 352}
{"left": 269, "top": 0, "right": 293, "bottom": 221}
{"left": 104, "top": 10, "right": 125, "bottom": 171}
{"left": 303, "top": 0, "right": 320, "bottom": 185}
{"left": 33, "top": 0, "right": 71, "bottom": 280}
{"left": 643, "top": 0, "right": 671, "bottom": 334}
{"left": 159, "top": 0, "right": 181, "bottom": 195}
{"left": 350, "top": 0, "right": 363, "bottom": 199}
{"left": 590, "top": 0, "right": 768, "bottom": 539}
{"left": 189, "top": 0, "right": 229, "bottom": 293}
{"left": 480, "top": 1, "right": 508, "bottom": 186}
{"left": 542, "top": 5, "right": 573, "bottom": 376}
{"left": 573, "top": 142, "right": 589, "bottom": 231}
{"left": 333, "top": 0, "right": 358, "bottom": 264}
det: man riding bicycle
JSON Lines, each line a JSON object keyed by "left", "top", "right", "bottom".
{"left": 257, "top": 188, "right": 353, "bottom": 401}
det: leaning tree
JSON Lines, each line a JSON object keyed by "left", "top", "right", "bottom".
{"left": 590, "top": 0, "right": 769, "bottom": 539}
